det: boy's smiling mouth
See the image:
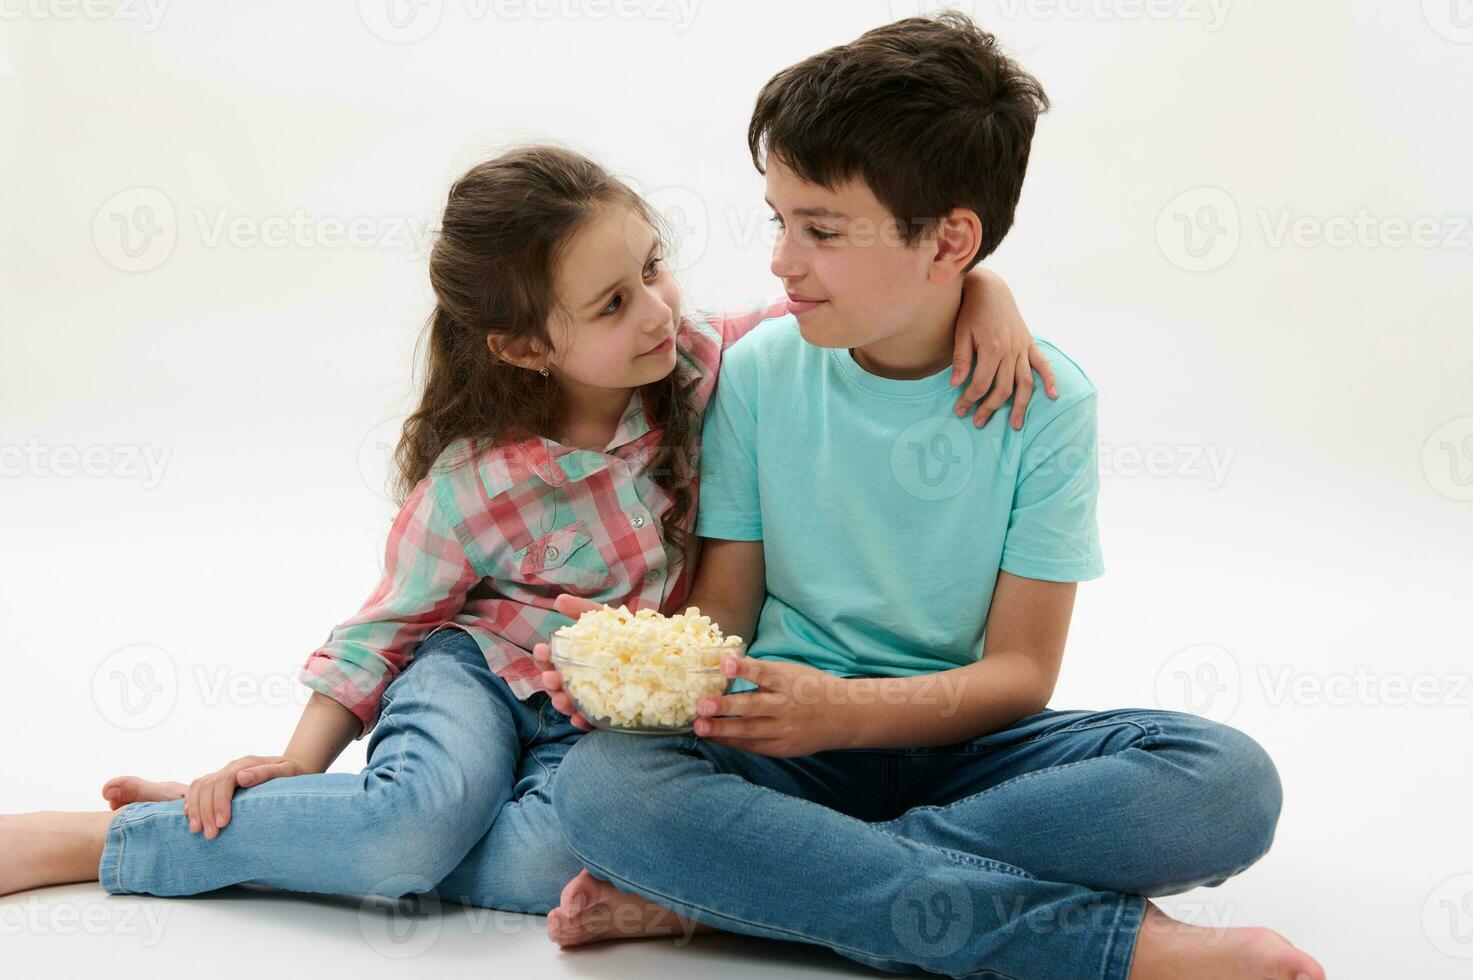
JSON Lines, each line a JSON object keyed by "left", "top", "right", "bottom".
{"left": 784, "top": 291, "right": 827, "bottom": 316}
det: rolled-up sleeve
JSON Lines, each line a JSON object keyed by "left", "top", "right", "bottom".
{"left": 298, "top": 475, "right": 479, "bottom": 739}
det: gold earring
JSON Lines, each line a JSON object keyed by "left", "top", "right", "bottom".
{"left": 538, "top": 366, "right": 550, "bottom": 378}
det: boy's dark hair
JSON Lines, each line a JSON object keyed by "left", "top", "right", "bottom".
{"left": 747, "top": 12, "right": 1049, "bottom": 268}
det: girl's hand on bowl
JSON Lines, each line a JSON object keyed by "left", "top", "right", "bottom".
{"left": 532, "top": 641, "right": 594, "bottom": 730}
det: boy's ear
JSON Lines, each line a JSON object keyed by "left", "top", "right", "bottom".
{"left": 488, "top": 334, "right": 549, "bottom": 373}
{"left": 927, "top": 208, "right": 984, "bottom": 284}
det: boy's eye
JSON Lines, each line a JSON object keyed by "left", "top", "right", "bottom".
{"left": 643, "top": 255, "right": 662, "bottom": 279}
{"left": 768, "top": 215, "right": 837, "bottom": 242}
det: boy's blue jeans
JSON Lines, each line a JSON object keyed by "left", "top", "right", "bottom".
{"left": 99, "top": 627, "right": 584, "bottom": 911}
{"left": 552, "top": 705, "right": 1283, "bottom": 980}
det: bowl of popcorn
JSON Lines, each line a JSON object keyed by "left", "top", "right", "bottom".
{"left": 550, "top": 605, "right": 745, "bottom": 734}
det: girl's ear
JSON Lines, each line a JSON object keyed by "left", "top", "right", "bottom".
{"left": 488, "top": 334, "right": 548, "bottom": 373}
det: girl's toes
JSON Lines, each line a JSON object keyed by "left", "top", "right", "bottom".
{"left": 102, "top": 777, "right": 188, "bottom": 809}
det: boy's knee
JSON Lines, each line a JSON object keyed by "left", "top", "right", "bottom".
{"left": 1196, "top": 720, "right": 1283, "bottom": 867}
{"left": 553, "top": 731, "right": 685, "bottom": 856}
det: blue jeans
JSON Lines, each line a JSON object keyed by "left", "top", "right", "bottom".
{"left": 553, "top": 707, "right": 1283, "bottom": 979}
{"left": 99, "top": 627, "right": 584, "bottom": 912}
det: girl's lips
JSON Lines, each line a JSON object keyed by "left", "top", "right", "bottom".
{"left": 785, "top": 296, "right": 826, "bottom": 316}
{"left": 639, "top": 335, "right": 674, "bottom": 356}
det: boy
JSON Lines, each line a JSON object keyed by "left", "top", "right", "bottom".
{"left": 536, "top": 14, "right": 1323, "bottom": 980}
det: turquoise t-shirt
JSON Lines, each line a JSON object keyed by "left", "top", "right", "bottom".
{"left": 694, "top": 314, "right": 1103, "bottom": 679}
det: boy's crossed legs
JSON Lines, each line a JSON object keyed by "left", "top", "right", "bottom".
{"left": 548, "top": 706, "right": 1324, "bottom": 980}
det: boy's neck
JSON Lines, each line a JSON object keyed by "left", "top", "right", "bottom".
{"left": 848, "top": 287, "right": 963, "bottom": 381}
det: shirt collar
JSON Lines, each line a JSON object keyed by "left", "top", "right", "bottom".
{"left": 520, "top": 389, "right": 653, "bottom": 487}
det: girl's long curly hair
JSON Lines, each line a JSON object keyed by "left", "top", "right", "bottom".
{"left": 392, "top": 145, "right": 701, "bottom": 567}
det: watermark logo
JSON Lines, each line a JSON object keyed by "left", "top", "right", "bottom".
{"left": 92, "top": 643, "right": 178, "bottom": 730}
{"left": 93, "top": 187, "right": 435, "bottom": 272}
{"left": 640, "top": 185, "right": 709, "bottom": 274}
{"left": 1423, "top": 0, "right": 1473, "bottom": 43}
{"left": 358, "top": 0, "right": 443, "bottom": 42}
{"left": 359, "top": 417, "right": 405, "bottom": 502}
{"left": 1424, "top": 873, "right": 1473, "bottom": 958}
{"left": 1154, "top": 643, "right": 1240, "bottom": 722}
{"left": 358, "top": 0, "right": 698, "bottom": 40}
{"left": 892, "top": 416, "right": 976, "bottom": 501}
{"left": 1422, "top": 416, "right": 1473, "bottom": 502}
{"left": 977, "top": 0, "right": 1233, "bottom": 32}
{"left": 891, "top": 873, "right": 974, "bottom": 958}
{"left": 890, "top": 0, "right": 972, "bottom": 19}
{"left": 93, "top": 187, "right": 177, "bottom": 273}
{"left": 358, "top": 878, "right": 442, "bottom": 958}
{"left": 0, "top": 896, "right": 170, "bottom": 943}
{"left": 0, "top": 439, "right": 172, "bottom": 488}
{"left": 1156, "top": 187, "right": 1240, "bottom": 272}
{"left": 0, "top": 0, "right": 169, "bottom": 31}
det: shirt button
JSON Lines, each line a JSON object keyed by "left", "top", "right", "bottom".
{"left": 544, "top": 545, "right": 559, "bottom": 561}
{"left": 644, "top": 569, "right": 662, "bottom": 582}
{"left": 631, "top": 515, "right": 646, "bottom": 528}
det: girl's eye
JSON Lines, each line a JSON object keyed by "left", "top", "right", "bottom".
{"left": 600, "top": 257, "right": 664, "bottom": 317}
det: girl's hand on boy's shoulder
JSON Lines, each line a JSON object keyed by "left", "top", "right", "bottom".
{"left": 951, "top": 267, "right": 1059, "bottom": 430}
{"left": 692, "top": 656, "right": 852, "bottom": 758}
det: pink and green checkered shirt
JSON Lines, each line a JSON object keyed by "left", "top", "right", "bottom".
{"left": 299, "top": 297, "right": 788, "bottom": 740}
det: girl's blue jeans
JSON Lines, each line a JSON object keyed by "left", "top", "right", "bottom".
{"left": 551, "top": 705, "right": 1283, "bottom": 980}
{"left": 99, "top": 627, "right": 585, "bottom": 912}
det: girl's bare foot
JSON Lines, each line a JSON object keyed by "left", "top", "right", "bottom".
{"left": 100, "top": 775, "right": 187, "bottom": 810}
{"left": 0, "top": 811, "right": 115, "bottom": 896}
{"left": 547, "top": 869, "right": 715, "bottom": 947}
{"left": 1128, "top": 900, "right": 1325, "bottom": 980}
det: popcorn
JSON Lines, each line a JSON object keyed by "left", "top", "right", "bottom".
{"left": 551, "top": 605, "right": 745, "bottom": 731}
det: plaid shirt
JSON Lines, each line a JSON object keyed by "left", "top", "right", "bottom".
{"left": 300, "top": 296, "right": 788, "bottom": 740}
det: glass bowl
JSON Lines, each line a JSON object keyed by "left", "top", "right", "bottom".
{"left": 549, "top": 633, "right": 746, "bottom": 734}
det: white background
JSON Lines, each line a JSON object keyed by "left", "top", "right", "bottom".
{"left": 2, "top": 1, "right": 1471, "bottom": 977}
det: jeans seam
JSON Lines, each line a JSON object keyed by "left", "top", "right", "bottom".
{"left": 1099, "top": 893, "right": 1146, "bottom": 980}
{"left": 109, "top": 817, "right": 127, "bottom": 892}
{"left": 907, "top": 726, "right": 1161, "bottom": 821}
{"left": 1002, "top": 713, "right": 1162, "bottom": 751}
{"left": 685, "top": 748, "right": 1040, "bottom": 879}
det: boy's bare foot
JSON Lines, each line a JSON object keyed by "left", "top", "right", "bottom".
{"left": 101, "top": 775, "right": 187, "bottom": 810}
{"left": 1128, "top": 900, "right": 1325, "bottom": 980}
{"left": 546, "top": 869, "right": 715, "bottom": 947}
{"left": 0, "top": 811, "right": 114, "bottom": 896}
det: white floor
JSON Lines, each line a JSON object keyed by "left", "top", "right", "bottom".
{"left": 2, "top": 880, "right": 870, "bottom": 980}
{"left": 4, "top": 495, "right": 1469, "bottom": 978}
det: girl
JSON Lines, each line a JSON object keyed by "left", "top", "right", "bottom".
{"left": 0, "top": 145, "right": 1055, "bottom": 914}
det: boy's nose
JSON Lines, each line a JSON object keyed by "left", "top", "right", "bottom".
{"left": 770, "top": 235, "right": 804, "bottom": 280}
